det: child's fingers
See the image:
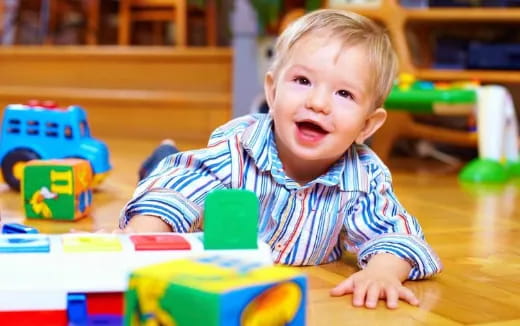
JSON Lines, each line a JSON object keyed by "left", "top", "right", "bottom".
{"left": 69, "top": 228, "right": 107, "bottom": 234}
{"left": 330, "top": 277, "right": 355, "bottom": 296}
{"left": 384, "top": 287, "right": 399, "bottom": 309}
{"left": 352, "top": 281, "right": 369, "bottom": 307}
{"left": 69, "top": 228, "right": 90, "bottom": 233}
{"left": 365, "top": 283, "right": 381, "bottom": 309}
{"left": 399, "top": 286, "right": 420, "bottom": 306}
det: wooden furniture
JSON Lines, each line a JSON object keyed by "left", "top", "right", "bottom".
{"left": 118, "top": 0, "right": 187, "bottom": 46}
{"left": 0, "top": 2, "right": 4, "bottom": 42}
{"left": 0, "top": 46, "right": 232, "bottom": 149}
{"left": 118, "top": 0, "right": 218, "bottom": 46}
{"left": 47, "top": 0, "right": 100, "bottom": 45}
{"left": 327, "top": 0, "right": 520, "bottom": 162}
{"left": 1, "top": 138, "right": 520, "bottom": 324}
{"left": 189, "top": 0, "right": 218, "bottom": 46}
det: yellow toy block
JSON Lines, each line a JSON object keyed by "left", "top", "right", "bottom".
{"left": 62, "top": 234, "right": 123, "bottom": 253}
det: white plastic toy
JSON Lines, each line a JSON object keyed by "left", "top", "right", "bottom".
{"left": 0, "top": 232, "right": 273, "bottom": 325}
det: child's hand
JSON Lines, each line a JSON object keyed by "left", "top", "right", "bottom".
{"left": 330, "top": 268, "right": 419, "bottom": 309}
{"left": 329, "top": 253, "right": 419, "bottom": 309}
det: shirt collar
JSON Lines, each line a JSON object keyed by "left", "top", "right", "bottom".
{"left": 241, "top": 114, "right": 370, "bottom": 193}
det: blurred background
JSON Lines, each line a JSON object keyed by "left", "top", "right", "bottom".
{"left": 1, "top": 0, "right": 519, "bottom": 162}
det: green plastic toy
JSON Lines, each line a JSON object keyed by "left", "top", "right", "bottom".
{"left": 203, "top": 189, "right": 259, "bottom": 250}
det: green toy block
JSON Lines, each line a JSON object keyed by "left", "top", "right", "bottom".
{"left": 22, "top": 159, "right": 93, "bottom": 220}
{"left": 204, "top": 189, "right": 259, "bottom": 250}
{"left": 459, "top": 158, "right": 509, "bottom": 184}
{"left": 125, "top": 256, "right": 307, "bottom": 326}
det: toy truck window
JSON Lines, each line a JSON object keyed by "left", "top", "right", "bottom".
{"left": 45, "top": 122, "right": 59, "bottom": 137}
{"left": 64, "top": 125, "right": 73, "bottom": 139}
{"left": 6, "top": 119, "right": 21, "bottom": 134}
{"left": 80, "top": 120, "right": 90, "bottom": 137}
{"left": 27, "top": 120, "right": 39, "bottom": 136}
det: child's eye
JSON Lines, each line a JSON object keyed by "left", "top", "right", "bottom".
{"left": 294, "top": 76, "right": 310, "bottom": 85}
{"left": 337, "top": 89, "right": 354, "bottom": 99}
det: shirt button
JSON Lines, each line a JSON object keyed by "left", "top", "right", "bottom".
{"left": 276, "top": 243, "right": 284, "bottom": 250}
{"left": 296, "top": 190, "right": 305, "bottom": 200}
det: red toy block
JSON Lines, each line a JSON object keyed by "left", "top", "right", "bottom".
{"left": 130, "top": 234, "right": 191, "bottom": 250}
{"left": 0, "top": 310, "right": 67, "bottom": 326}
{"left": 86, "top": 292, "right": 124, "bottom": 315}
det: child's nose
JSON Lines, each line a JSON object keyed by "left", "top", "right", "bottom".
{"left": 305, "top": 87, "right": 330, "bottom": 114}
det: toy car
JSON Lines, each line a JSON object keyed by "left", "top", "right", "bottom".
{"left": 0, "top": 101, "right": 111, "bottom": 191}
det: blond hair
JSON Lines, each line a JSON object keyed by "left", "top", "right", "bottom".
{"left": 270, "top": 9, "right": 398, "bottom": 108}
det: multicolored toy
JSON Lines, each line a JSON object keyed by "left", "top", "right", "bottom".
{"left": 22, "top": 159, "right": 93, "bottom": 220}
{"left": 0, "top": 190, "right": 279, "bottom": 326}
{"left": 0, "top": 101, "right": 111, "bottom": 191}
{"left": 385, "top": 76, "right": 520, "bottom": 183}
{"left": 126, "top": 256, "right": 307, "bottom": 326}
{"left": 459, "top": 85, "right": 520, "bottom": 183}
{"left": 0, "top": 233, "right": 273, "bottom": 326}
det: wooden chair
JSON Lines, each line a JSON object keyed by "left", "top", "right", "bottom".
{"left": 118, "top": 0, "right": 187, "bottom": 46}
{"left": 118, "top": 0, "right": 218, "bottom": 46}
{"left": 188, "top": 0, "right": 217, "bottom": 46}
{"left": 47, "top": 0, "right": 100, "bottom": 45}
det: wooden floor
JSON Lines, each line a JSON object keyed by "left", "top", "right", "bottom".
{"left": 1, "top": 137, "right": 520, "bottom": 325}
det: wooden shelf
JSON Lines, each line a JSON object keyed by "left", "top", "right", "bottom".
{"left": 326, "top": 0, "right": 520, "bottom": 80}
{"left": 326, "top": 0, "right": 519, "bottom": 162}
{"left": 406, "top": 7, "right": 520, "bottom": 21}
{"left": 417, "top": 69, "right": 520, "bottom": 83}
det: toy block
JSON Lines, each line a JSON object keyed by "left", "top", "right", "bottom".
{"left": 62, "top": 234, "right": 123, "bottom": 253}
{"left": 22, "top": 159, "right": 93, "bottom": 220}
{"left": 1, "top": 222, "right": 39, "bottom": 234}
{"left": 130, "top": 234, "right": 191, "bottom": 251}
{"left": 0, "top": 234, "right": 50, "bottom": 253}
{"left": 125, "top": 256, "right": 307, "bottom": 326}
{"left": 87, "top": 314, "right": 123, "bottom": 326}
{"left": 204, "top": 189, "right": 259, "bottom": 250}
{"left": 86, "top": 293, "right": 124, "bottom": 315}
{"left": 67, "top": 293, "right": 88, "bottom": 325}
{"left": 0, "top": 310, "right": 67, "bottom": 326}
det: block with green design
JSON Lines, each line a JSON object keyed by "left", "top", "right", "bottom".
{"left": 125, "top": 256, "right": 307, "bottom": 326}
{"left": 22, "top": 159, "right": 93, "bottom": 220}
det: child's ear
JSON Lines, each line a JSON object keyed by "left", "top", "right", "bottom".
{"left": 264, "top": 71, "right": 276, "bottom": 112}
{"left": 355, "top": 108, "right": 387, "bottom": 144}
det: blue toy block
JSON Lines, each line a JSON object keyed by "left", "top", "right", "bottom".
{"left": 87, "top": 314, "right": 123, "bottom": 326}
{"left": 67, "top": 293, "right": 88, "bottom": 325}
{"left": 0, "top": 234, "right": 50, "bottom": 253}
{"left": 2, "top": 223, "right": 39, "bottom": 234}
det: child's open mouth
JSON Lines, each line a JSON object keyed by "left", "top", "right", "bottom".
{"left": 296, "top": 121, "right": 329, "bottom": 143}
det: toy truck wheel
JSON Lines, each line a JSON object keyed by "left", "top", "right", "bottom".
{"left": 1, "top": 149, "right": 40, "bottom": 191}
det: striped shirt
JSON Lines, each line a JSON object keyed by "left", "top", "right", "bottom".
{"left": 120, "top": 114, "right": 442, "bottom": 280}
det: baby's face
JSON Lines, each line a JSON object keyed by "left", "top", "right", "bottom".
{"left": 266, "top": 34, "right": 376, "bottom": 170}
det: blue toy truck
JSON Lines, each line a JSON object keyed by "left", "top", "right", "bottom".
{"left": 0, "top": 102, "right": 111, "bottom": 191}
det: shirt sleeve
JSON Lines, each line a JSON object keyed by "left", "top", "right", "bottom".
{"left": 343, "top": 169, "right": 442, "bottom": 280}
{"left": 119, "top": 145, "right": 232, "bottom": 232}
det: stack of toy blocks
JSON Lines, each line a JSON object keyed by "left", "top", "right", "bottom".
{"left": 22, "top": 159, "right": 93, "bottom": 220}
{"left": 125, "top": 189, "right": 307, "bottom": 325}
{"left": 125, "top": 256, "right": 307, "bottom": 326}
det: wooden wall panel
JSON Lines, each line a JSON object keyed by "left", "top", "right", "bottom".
{"left": 0, "top": 46, "right": 232, "bottom": 150}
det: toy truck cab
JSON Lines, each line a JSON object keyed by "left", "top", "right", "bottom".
{"left": 0, "top": 102, "right": 111, "bottom": 191}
